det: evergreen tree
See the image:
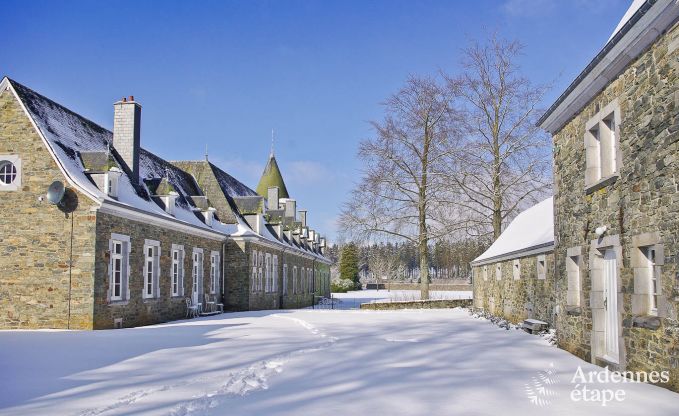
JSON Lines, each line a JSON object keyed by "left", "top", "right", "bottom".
{"left": 339, "top": 243, "right": 360, "bottom": 284}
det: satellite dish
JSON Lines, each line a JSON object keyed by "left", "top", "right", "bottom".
{"left": 47, "top": 181, "right": 66, "bottom": 205}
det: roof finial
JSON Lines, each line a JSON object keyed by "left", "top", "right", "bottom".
{"left": 205, "top": 143, "right": 209, "bottom": 162}
{"left": 270, "top": 129, "right": 275, "bottom": 158}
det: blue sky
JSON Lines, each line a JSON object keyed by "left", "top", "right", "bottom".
{"left": 2, "top": 0, "right": 632, "bottom": 241}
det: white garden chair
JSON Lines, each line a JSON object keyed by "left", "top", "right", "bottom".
{"left": 185, "top": 297, "right": 199, "bottom": 318}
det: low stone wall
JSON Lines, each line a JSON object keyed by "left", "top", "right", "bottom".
{"left": 384, "top": 283, "right": 472, "bottom": 291}
{"left": 359, "top": 299, "right": 472, "bottom": 310}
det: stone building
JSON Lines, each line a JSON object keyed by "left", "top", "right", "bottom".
{"left": 0, "top": 76, "right": 331, "bottom": 330}
{"left": 538, "top": 0, "right": 679, "bottom": 390}
{"left": 471, "top": 197, "right": 555, "bottom": 326}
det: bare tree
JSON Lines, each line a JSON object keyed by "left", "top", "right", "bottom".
{"left": 447, "top": 35, "right": 551, "bottom": 239}
{"left": 339, "top": 75, "right": 464, "bottom": 299}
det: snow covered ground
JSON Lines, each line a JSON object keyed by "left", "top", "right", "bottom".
{"left": 2, "top": 308, "right": 678, "bottom": 415}
{"left": 327, "top": 290, "right": 473, "bottom": 309}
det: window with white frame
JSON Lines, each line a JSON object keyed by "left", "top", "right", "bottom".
{"left": 301, "top": 267, "right": 306, "bottom": 293}
{"left": 265, "top": 253, "right": 271, "bottom": 293}
{"left": 210, "top": 251, "right": 220, "bottom": 295}
{"left": 272, "top": 255, "right": 278, "bottom": 293}
{"left": 192, "top": 249, "right": 204, "bottom": 303}
{"left": 308, "top": 268, "right": 313, "bottom": 293}
{"left": 513, "top": 260, "right": 520, "bottom": 280}
{"left": 171, "top": 245, "right": 184, "bottom": 297}
{"left": 293, "top": 266, "right": 298, "bottom": 294}
{"left": 642, "top": 246, "right": 660, "bottom": 316}
{"left": 585, "top": 102, "right": 620, "bottom": 188}
{"left": 537, "top": 255, "right": 546, "bottom": 280}
{"left": 0, "top": 155, "right": 21, "bottom": 191}
{"left": 258, "top": 252, "right": 264, "bottom": 292}
{"left": 109, "top": 234, "right": 130, "bottom": 302}
{"left": 251, "top": 250, "right": 258, "bottom": 293}
{"left": 495, "top": 264, "right": 502, "bottom": 280}
{"left": 483, "top": 265, "right": 488, "bottom": 281}
{"left": 283, "top": 263, "right": 288, "bottom": 295}
{"left": 566, "top": 254, "right": 581, "bottom": 307}
{"left": 143, "top": 240, "right": 160, "bottom": 299}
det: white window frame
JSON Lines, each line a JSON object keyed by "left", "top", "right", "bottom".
{"left": 0, "top": 155, "right": 21, "bottom": 191}
{"left": 642, "top": 246, "right": 660, "bottom": 316}
{"left": 109, "top": 233, "right": 130, "bottom": 302}
{"left": 210, "top": 251, "right": 220, "bottom": 295}
{"left": 283, "top": 263, "right": 288, "bottom": 295}
{"left": 251, "top": 250, "right": 258, "bottom": 293}
{"left": 192, "top": 248, "right": 204, "bottom": 303}
{"left": 308, "top": 268, "right": 313, "bottom": 293}
{"left": 293, "top": 266, "right": 298, "bottom": 294}
{"left": 513, "top": 260, "right": 520, "bottom": 280}
{"left": 265, "top": 253, "right": 272, "bottom": 293}
{"left": 258, "top": 252, "right": 264, "bottom": 292}
{"left": 301, "top": 267, "right": 306, "bottom": 293}
{"left": 143, "top": 239, "right": 160, "bottom": 299}
{"left": 272, "top": 255, "right": 278, "bottom": 293}
{"left": 495, "top": 264, "right": 502, "bottom": 280}
{"left": 171, "top": 244, "right": 184, "bottom": 297}
{"left": 482, "top": 265, "right": 488, "bottom": 281}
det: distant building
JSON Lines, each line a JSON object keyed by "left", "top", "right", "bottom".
{"left": 471, "top": 197, "right": 555, "bottom": 326}
{"left": 538, "top": 0, "right": 679, "bottom": 390}
{"left": 0, "top": 77, "right": 331, "bottom": 329}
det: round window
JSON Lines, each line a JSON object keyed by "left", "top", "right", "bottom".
{"left": 0, "top": 161, "right": 17, "bottom": 185}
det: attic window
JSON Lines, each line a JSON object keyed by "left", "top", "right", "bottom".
{"left": 0, "top": 156, "right": 21, "bottom": 191}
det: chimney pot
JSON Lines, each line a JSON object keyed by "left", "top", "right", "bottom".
{"left": 129, "top": 95, "right": 134, "bottom": 102}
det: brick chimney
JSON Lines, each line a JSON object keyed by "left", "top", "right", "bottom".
{"left": 113, "top": 96, "right": 141, "bottom": 185}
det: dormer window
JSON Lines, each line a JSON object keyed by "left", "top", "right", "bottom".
{"left": 105, "top": 167, "right": 122, "bottom": 198}
{"left": 203, "top": 207, "right": 216, "bottom": 227}
{"left": 162, "top": 191, "right": 179, "bottom": 216}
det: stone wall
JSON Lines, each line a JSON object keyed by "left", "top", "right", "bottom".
{"left": 472, "top": 252, "right": 556, "bottom": 326}
{"left": 0, "top": 89, "right": 97, "bottom": 329}
{"left": 225, "top": 240, "right": 331, "bottom": 311}
{"left": 359, "top": 299, "right": 472, "bottom": 310}
{"left": 92, "top": 211, "right": 223, "bottom": 329}
{"left": 385, "top": 282, "right": 472, "bottom": 291}
{"left": 552, "top": 21, "right": 679, "bottom": 390}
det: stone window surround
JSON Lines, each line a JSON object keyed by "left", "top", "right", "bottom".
{"left": 566, "top": 246, "right": 583, "bottom": 312}
{"left": 631, "top": 232, "right": 668, "bottom": 320}
{"left": 210, "top": 251, "right": 220, "bottom": 295}
{"left": 142, "top": 239, "right": 161, "bottom": 300}
{"left": 513, "top": 259, "right": 520, "bottom": 280}
{"left": 584, "top": 99, "right": 622, "bottom": 194}
{"left": 108, "top": 233, "right": 131, "bottom": 304}
{"left": 588, "top": 233, "right": 625, "bottom": 369}
{"left": 0, "top": 154, "right": 21, "bottom": 191}
{"left": 171, "top": 244, "right": 184, "bottom": 297}
{"left": 537, "top": 255, "right": 547, "bottom": 280}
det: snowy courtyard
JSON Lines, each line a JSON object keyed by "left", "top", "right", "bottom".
{"left": 2, "top": 307, "right": 679, "bottom": 416}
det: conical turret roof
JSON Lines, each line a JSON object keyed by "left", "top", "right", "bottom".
{"left": 256, "top": 153, "right": 289, "bottom": 199}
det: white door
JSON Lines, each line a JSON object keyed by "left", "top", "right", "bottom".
{"left": 603, "top": 249, "right": 619, "bottom": 363}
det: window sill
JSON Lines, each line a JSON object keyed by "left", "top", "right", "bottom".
{"left": 565, "top": 305, "right": 582, "bottom": 316}
{"left": 585, "top": 174, "right": 619, "bottom": 195}
{"left": 631, "top": 315, "right": 661, "bottom": 330}
{"left": 109, "top": 300, "right": 129, "bottom": 306}
{"left": 143, "top": 297, "right": 160, "bottom": 303}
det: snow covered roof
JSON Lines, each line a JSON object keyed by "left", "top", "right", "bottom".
{"left": 608, "top": 0, "right": 645, "bottom": 42}
{"left": 472, "top": 197, "right": 554, "bottom": 266}
{"left": 538, "top": 0, "right": 679, "bottom": 134}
